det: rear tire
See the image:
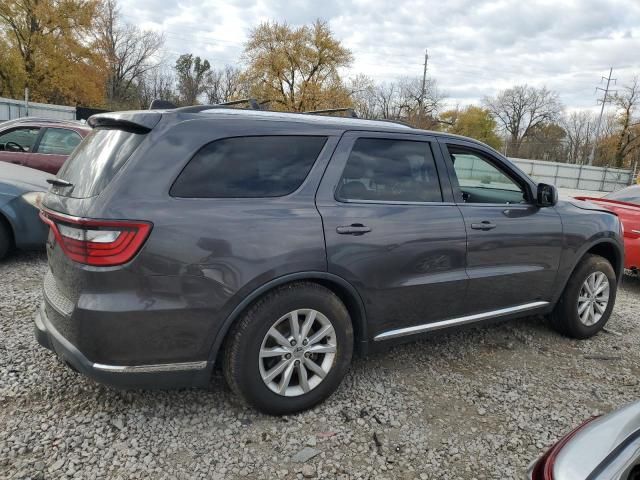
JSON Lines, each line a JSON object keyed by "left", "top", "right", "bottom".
{"left": 0, "top": 220, "right": 11, "bottom": 260}
{"left": 223, "top": 282, "right": 353, "bottom": 415}
{"left": 549, "top": 254, "right": 617, "bottom": 339}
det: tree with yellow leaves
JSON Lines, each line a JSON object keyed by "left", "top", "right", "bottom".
{"left": 0, "top": 0, "right": 104, "bottom": 106}
{"left": 243, "top": 20, "right": 353, "bottom": 112}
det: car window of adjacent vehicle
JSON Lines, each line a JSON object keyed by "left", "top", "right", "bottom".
{"left": 171, "top": 136, "right": 328, "bottom": 198}
{"left": 53, "top": 128, "right": 146, "bottom": 198}
{"left": 604, "top": 186, "right": 640, "bottom": 205}
{"left": 336, "top": 138, "right": 443, "bottom": 203}
{"left": 0, "top": 127, "right": 40, "bottom": 152}
{"left": 446, "top": 146, "right": 526, "bottom": 204}
{"left": 37, "top": 128, "right": 82, "bottom": 155}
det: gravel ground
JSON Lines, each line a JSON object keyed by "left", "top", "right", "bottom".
{"left": 1, "top": 252, "right": 640, "bottom": 480}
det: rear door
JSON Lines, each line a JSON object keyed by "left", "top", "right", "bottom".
{"left": 439, "top": 139, "right": 563, "bottom": 313}
{"left": 30, "top": 127, "right": 83, "bottom": 174}
{"left": 316, "top": 131, "right": 468, "bottom": 340}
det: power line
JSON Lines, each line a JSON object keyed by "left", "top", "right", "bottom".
{"left": 589, "top": 67, "right": 617, "bottom": 165}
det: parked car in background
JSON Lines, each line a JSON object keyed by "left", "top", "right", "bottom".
{"left": 35, "top": 107, "right": 623, "bottom": 414}
{"left": 527, "top": 400, "right": 640, "bottom": 479}
{"left": 0, "top": 163, "right": 51, "bottom": 260}
{"left": 576, "top": 185, "right": 640, "bottom": 274}
{"left": 0, "top": 118, "right": 90, "bottom": 174}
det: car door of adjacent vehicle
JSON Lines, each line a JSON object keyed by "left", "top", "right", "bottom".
{"left": 439, "top": 139, "right": 563, "bottom": 313}
{"left": 0, "top": 126, "right": 40, "bottom": 168}
{"left": 30, "top": 127, "right": 83, "bottom": 174}
{"left": 316, "top": 131, "right": 468, "bottom": 340}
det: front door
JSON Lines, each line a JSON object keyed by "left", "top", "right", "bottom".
{"left": 440, "top": 140, "right": 563, "bottom": 313}
{"left": 0, "top": 126, "right": 40, "bottom": 167}
{"left": 316, "top": 132, "right": 468, "bottom": 340}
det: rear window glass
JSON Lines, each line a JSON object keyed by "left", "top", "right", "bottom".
{"left": 170, "top": 136, "right": 327, "bottom": 198}
{"left": 53, "top": 128, "right": 145, "bottom": 198}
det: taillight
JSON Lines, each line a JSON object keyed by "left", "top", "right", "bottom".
{"left": 529, "top": 416, "right": 600, "bottom": 479}
{"left": 39, "top": 208, "right": 152, "bottom": 266}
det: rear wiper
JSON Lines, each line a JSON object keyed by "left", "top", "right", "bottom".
{"left": 46, "top": 178, "right": 74, "bottom": 188}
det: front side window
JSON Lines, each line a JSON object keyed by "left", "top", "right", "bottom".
{"left": 447, "top": 146, "right": 526, "bottom": 204}
{"left": 37, "top": 128, "right": 82, "bottom": 155}
{"left": 171, "top": 136, "right": 327, "bottom": 198}
{"left": 0, "top": 127, "right": 40, "bottom": 152}
{"left": 336, "top": 138, "right": 442, "bottom": 203}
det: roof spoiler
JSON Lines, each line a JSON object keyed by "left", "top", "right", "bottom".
{"left": 87, "top": 112, "right": 161, "bottom": 132}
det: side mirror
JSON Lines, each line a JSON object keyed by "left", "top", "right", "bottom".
{"left": 537, "top": 183, "right": 558, "bottom": 207}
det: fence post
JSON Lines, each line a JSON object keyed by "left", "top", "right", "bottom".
{"left": 600, "top": 166, "right": 608, "bottom": 192}
{"left": 577, "top": 164, "right": 583, "bottom": 189}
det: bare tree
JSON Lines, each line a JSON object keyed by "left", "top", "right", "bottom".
{"left": 613, "top": 76, "right": 640, "bottom": 167}
{"left": 95, "top": 0, "right": 164, "bottom": 108}
{"left": 484, "top": 85, "right": 562, "bottom": 156}
{"left": 204, "top": 66, "right": 247, "bottom": 104}
{"left": 562, "top": 111, "right": 596, "bottom": 164}
{"left": 138, "top": 66, "right": 176, "bottom": 109}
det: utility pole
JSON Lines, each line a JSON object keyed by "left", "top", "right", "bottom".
{"left": 419, "top": 49, "right": 429, "bottom": 117}
{"left": 589, "top": 67, "right": 616, "bottom": 165}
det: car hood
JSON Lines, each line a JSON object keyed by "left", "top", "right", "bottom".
{"left": 560, "top": 195, "right": 618, "bottom": 216}
{"left": 0, "top": 162, "right": 52, "bottom": 192}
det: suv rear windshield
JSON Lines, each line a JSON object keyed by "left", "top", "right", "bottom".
{"left": 53, "top": 128, "right": 145, "bottom": 198}
{"left": 170, "top": 136, "right": 327, "bottom": 198}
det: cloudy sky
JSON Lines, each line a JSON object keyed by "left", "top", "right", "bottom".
{"left": 119, "top": 0, "right": 640, "bottom": 110}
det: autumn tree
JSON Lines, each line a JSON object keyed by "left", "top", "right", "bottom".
{"left": 440, "top": 106, "right": 502, "bottom": 150}
{"left": 174, "top": 54, "right": 210, "bottom": 105}
{"left": 0, "top": 0, "right": 104, "bottom": 106}
{"left": 242, "top": 20, "right": 353, "bottom": 111}
{"left": 94, "top": 0, "right": 164, "bottom": 108}
{"left": 612, "top": 77, "right": 640, "bottom": 168}
{"left": 484, "top": 85, "right": 562, "bottom": 156}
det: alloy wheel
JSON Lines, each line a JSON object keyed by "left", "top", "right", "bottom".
{"left": 258, "top": 309, "right": 337, "bottom": 397}
{"left": 577, "top": 271, "right": 610, "bottom": 326}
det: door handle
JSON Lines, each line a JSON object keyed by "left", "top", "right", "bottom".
{"left": 471, "top": 221, "right": 497, "bottom": 231}
{"left": 336, "top": 224, "right": 371, "bottom": 235}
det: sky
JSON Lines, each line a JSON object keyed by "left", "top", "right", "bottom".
{"left": 119, "top": 0, "right": 640, "bottom": 111}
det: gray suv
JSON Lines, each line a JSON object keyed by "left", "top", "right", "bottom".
{"left": 35, "top": 107, "right": 624, "bottom": 414}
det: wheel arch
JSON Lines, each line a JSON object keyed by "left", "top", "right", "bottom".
{"left": 208, "top": 272, "right": 369, "bottom": 367}
{"left": 553, "top": 238, "right": 623, "bottom": 304}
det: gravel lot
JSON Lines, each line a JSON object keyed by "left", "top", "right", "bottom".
{"left": 1, "top": 252, "right": 639, "bottom": 480}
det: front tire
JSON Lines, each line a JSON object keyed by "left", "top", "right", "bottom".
{"left": 550, "top": 254, "right": 617, "bottom": 339}
{"left": 0, "top": 220, "right": 11, "bottom": 260}
{"left": 223, "top": 282, "right": 353, "bottom": 415}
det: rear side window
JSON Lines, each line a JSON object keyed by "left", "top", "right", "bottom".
{"left": 170, "top": 136, "right": 327, "bottom": 198}
{"left": 53, "top": 128, "right": 145, "bottom": 198}
{"left": 37, "top": 128, "right": 82, "bottom": 155}
{"left": 336, "top": 138, "right": 443, "bottom": 203}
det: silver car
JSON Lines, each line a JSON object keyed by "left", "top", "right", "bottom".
{"left": 528, "top": 400, "right": 640, "bottom": 479}
{"left": 0, "top": 162, "right": 51, "bottom": 259}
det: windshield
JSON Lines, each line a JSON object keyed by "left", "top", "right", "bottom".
{"left": 603, "top": 185, "right": 640, "bottom": 205}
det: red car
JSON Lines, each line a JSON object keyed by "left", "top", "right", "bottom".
{"left": 0, "top": 118, "right": 91, "bottom": 174}
{"left": 576, "top": 185, "right": 640, "bottom": 273}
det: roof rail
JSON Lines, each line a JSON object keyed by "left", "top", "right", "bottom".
{"left": 303, "top": 108, "right": 358, "bottom": 118}
{"left": 375, "top": 118, "right": 414, "bottom": 128}
{"left": 218, "top": 98, "right": 262, "bottom": 110}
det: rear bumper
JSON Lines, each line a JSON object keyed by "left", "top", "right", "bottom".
{"left": 34, "top": 303, "right": 211, "bottom": 389}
